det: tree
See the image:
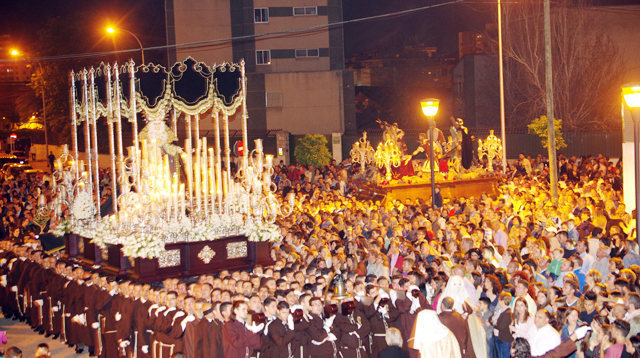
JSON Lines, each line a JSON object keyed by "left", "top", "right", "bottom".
{"left": 14, "top": 93, "right": 42, "bottom": 125}
{"left": 30, "top": 13, "right": 113, "bottom": 148}
{"left": 528, "top": 115, "right": 566, "bottom": 150}
{"left": 294, "top": 134, "right": 332, "bottom": 168}
{"left": 501, "top": 0, "right": 626, "bottom": 131}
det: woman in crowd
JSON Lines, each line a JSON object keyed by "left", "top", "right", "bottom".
{"left": 510, "top": 297, "right": 535, "bottom": 341}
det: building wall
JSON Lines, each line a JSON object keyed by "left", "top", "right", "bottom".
{"left": 264, "top": 70, "right": 352, "bottom": 135}
{"left": 170, "top": 0, "right": 234, "bottom": 65}
{"left": 168, "top": 0, "right": 353, "bottom": 139}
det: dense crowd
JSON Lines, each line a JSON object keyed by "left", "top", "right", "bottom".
{"left": 0, "top": 152, "right": 638, "bottom": 358}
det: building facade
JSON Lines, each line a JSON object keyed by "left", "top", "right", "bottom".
{"left": 166, "top": 0, "right": 356, "bottom": 162}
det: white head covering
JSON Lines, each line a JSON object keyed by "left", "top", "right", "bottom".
{"left": 436, "top": 276, "right": 469, "bottom": 314}
{"left": 410, "top": 310, "right": 461, "bottom": 358}
{"left": 411, "top": 310, "right": 450, "bottom": 345}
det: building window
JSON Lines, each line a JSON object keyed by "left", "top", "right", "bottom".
{"left": 293, "top": 6, "right": 317, "bottom": 16}
{"left": 295, "top": 49, "right": 319, "bottom": 58}
{"left": 254, "top": 8, "right": 269, "bottom": 23}
{"left": 265, "top": 92, "right": 282, "bottom": 108}
{"left": 256, "top": 50, "right": 271, "bottom": 65}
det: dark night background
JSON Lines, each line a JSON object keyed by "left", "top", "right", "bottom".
{"left": 1, "top": 0, "right": 638, "bottom": 64}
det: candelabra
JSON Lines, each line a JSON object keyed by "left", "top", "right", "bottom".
{"left": 374, "top": 139, "right": 402, "bottom": 181}
{"left": 350, "top": 132, "right": 375, "bottom": 173}
{"left": 478, "top": 130, "right": 503, "bottom": 171}
{"left": 238, "top": 139, "right": 294, "bottom": 224}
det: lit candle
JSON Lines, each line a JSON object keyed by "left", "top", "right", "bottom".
{"left": 265, "top": 154, "right": 273, "bottom": 168}
{"left": 185, "top": 139, "right": 193, "bottom": 205}
{"left": 179, "top": 183, "right": 186, "bottom": 218}
{"left": 194, "top": 157, "right": 201, "bottom": 210}
{"left": 216, "top": 161, "right": 223, "bottom": 212}
{"left": 141, "top": 139, "right": 147, "bottom": 161}
{"left": 173, "top": 173, "right": 179, "bottom": 220}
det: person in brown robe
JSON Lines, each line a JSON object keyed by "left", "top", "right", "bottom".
{"left": 395, "top": 285, "right": 432, "bottom": 358}
{"left": 293, "top": 294, "right": 313, "bottom": 358}
{"left": 304, "top": 297, "right": 339, "bottom": 358}
{"left": 335, "top": 300, "right": 371, "bottom": 358}
{"left": 131, "top": 283, "right": 153, "bottom": 358}
{"left": 438, "top": 297, "right": 475, "bottom": 358}
{"left": 175, "top": 296, "right": 197, "bottom": 358}
{"left": 222, "top": 301, "right": 263, "bottom": 358}
{"left": 99, "top": 280, "right": 124, "bottom": 358}
{"left": 362, "top": 287, "right": 400, "bottom": 358}
{"left": 153, "top": 291, "right": 185, "bottom": 358}
{"left": 263, "top": 301, "right": 297, "bottom": 358}
{"left": 195, "top": 302, "right": 224, "bottom": 358}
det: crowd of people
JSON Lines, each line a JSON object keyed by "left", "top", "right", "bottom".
{"left": 0, "top": 151, "right": 638, "bottom": 358}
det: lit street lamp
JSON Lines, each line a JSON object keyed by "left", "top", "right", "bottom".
{"left": 420, "top": 98, "right": 440, "bottom": 209}
{"left": 10, "top": 49, "right": 48, "bottom": 166}
{"left": 106, "top": 27, "right": 145, "bottom": 65}
{"left": 622, "top": 83, "right": 640, "bottom": 245}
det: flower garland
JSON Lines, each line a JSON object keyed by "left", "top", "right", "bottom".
{"left": 71, "top": 212, "right": 249, "bottom": 259}
{"left": 50, "top": 220, "right": 72, "bottom": 238}
{"left": 244, "top": 220, "right": 282, "bottom": 242}
{"left": 73, "top": 191, "right": 95, "bottom": 220}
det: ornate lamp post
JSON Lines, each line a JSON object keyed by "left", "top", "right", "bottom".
{"left": 420, "top": 98, "right": 440, "bottom": 208}
{"left": 477, "top": 130, "right": 503, "bottom": 172}
{"left": 374, "top": 140, "right": 401, "bottom": 182}
{"left": 350, "top": 131, "right": 375, "bottom": 173}
{"left": 623, "top": 83, "right": 640, "bottom": 244}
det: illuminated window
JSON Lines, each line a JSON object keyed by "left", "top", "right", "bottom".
{"left": 256, "top": 50, "right": 271, "bottom": 65}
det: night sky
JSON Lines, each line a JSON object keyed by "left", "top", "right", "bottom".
{"left": 1, "top": 0, "right": 638, "bottom": 61}
{"left": 0, "top": 0, "right": 494, "bottom": 62}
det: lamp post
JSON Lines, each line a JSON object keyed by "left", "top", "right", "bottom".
{"left": 421, "top": 98, "right": 440, "bottom": 209}
{"left": 497, "top": 0, "right": 507, "bottom": 173}
{"left": 622, "top": 83, "right": 640, "bottom": 244}
{"left": 543, "top": 0, "right": 558, "bottom": 204}
{"left": 10, "top": 50, "right": 48, "bottom": 166}
{"left": 107, "top": 27, "right": 145, "bottom": 65}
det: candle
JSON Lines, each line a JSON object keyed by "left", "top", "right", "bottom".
{"left": 179, "top": 183, "right": 186, "bottom": 218}
{"left": 202, "top": 164, "right": 208, "bottom": 217}
{"left": 255, "top": 138, "right": 263, "bottom": 153}
{"left": 141, "top": 139, "right": 147, "bottom": 161}
{"left": 208, "top": 168, "right": 214, "bottom": 213}
{"left": 202, "top": 138, "right": 208, "bottom": 213}
{"left": 185, "top": 139, "right": 193, "bottom": 205}
{"left": 63, "top": 144, "right": 69, "bottom": 156}
{"left": 265, "top": 154, "right": 273, "bottom": 168}
{"left": 216, "top": 162, "right": 223, "bottom": 212}
{"left": 165, "top": 189, "right": 171, "bottom": 220}
{"left": 173, "top": 173, "right": 179, "bottom": 220}
{"left": 209, "top": 148, "right": 215, "bottom": 210}
{"left": 195, "top": 157, "right": 201, "bottom": 210}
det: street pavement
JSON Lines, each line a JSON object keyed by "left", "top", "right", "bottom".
{"left": 0, "top": 314, "right": 85, "bottom": 357}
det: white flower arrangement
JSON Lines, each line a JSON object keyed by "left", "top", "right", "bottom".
{"left": 73, "top": 191, "right": 95, "bottom": 220}
{"left": 121, "top": 232, "right": 166, "bottom": 259}
{"left": 244, "top": 220, "right": 281, "bottom": 242}
{"left": 51, "top": 219, "right": 72, "bottom": 238}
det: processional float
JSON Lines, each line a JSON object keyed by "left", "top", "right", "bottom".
{"left": 47, "top": 58, "right": 288, "bottom": 279}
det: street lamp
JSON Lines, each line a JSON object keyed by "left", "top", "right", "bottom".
{"left": 420, "top": 98, "right": 440, "bottom": 208}
{"left": 10, "top": 49, "right": 48, "bottom": 167}
{"left": 106, "top": 27, "right": 145, "bottom": 65}
{"left": 623, "top": 83, "right": 640, "bottom": 244}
